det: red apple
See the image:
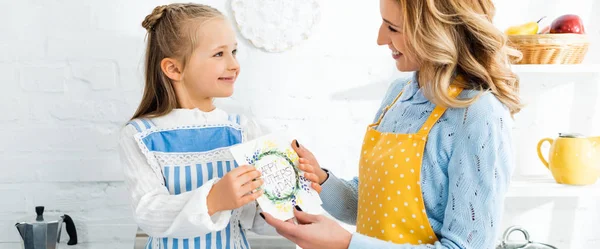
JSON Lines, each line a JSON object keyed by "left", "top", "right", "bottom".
{"left": 550, "top": 14, "right": 585, "bottom": 34}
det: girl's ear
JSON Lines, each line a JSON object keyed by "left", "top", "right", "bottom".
{"left": 161, "top": 57, "right": 183, "bottom": 82}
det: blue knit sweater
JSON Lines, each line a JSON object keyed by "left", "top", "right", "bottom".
{"left": 320, "top": 73, "right": 515, "bottom": 249}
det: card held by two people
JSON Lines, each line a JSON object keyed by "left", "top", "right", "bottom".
{"left": 230, "top": 132, "right": 323, "bottom": 221}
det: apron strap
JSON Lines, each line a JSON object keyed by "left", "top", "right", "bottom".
{"left": 228, "top": 113, "right": 241, "bottom": 125}
{"left": 127, "top": 118, "right": 156, "bottom": 132}
{"left": 417, "top": 86, "right": 463, "bottom": 136}
{"left": 374, "top": 81, "right": 411, "bottom": 125}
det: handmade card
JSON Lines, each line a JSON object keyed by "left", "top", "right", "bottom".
{"left": 230, "top": 133, "right": 322, "bottom": 221}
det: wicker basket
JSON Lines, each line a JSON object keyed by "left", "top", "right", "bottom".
{"left": 508, "top": 34, "right": 589, "bottom": 64}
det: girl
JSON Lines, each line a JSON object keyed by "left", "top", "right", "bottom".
{"left": 264, "top": 0, "right": 520, "bottom": 248}
{"left": 119, "top": 3, "right": 287, "bottom": 249}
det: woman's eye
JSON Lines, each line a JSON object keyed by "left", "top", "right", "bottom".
{"left": 214, "top": 52, "right": 223, "bottom": 57}
{"left": 232, "top": 49, "right": 237, "bottom": 55}
{"left": 388, "top": 26, "right": 398, "bottom": 32}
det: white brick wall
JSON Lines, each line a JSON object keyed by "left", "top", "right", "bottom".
{"left": 1, "top": 0, "right": 598, "bottom": 248}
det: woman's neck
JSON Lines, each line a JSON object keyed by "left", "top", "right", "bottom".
{"left": 413, "top": 71, "right": 421, "bottom": 88}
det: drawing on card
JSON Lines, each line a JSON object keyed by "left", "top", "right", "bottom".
{"left": 230, "top": 133, "right": 322, "bottom": 221}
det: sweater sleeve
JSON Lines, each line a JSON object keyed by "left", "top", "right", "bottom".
{"left": 318, "top": 171, "right": 360, "bottom": 225}
{"left": 119, "top": 125, "right": 232, "bottom": 238}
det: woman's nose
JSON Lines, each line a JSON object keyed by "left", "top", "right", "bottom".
{"left": 377, "top": 25, "right": 389, "bottom": 46}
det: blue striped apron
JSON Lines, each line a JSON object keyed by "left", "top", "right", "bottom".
{"left": 128, "top": 114, "right": 252, "bottom": 249}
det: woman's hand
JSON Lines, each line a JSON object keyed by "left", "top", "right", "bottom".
{"left": 262, "top": 207, "right": 352, "bottom": 249}
{"left": 292, "top": 140, "right": 329, "bottom": 192}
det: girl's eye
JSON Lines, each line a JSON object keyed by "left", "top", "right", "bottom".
{"left": 232, "top": 49, "right": 237, "bottom": 55}
{"left": 214, "top": 52, "right": 223, "bottom": 57}
{"left": 388, "top": 26, "right": 398, "bottom": 33}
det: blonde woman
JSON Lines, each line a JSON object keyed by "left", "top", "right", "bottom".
{"left": 262, "top": 0, "right": 521, "bottom": 248}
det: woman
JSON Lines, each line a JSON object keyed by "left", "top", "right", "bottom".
{"left": 262, "top": 0, "right": 521, "bottom": 248}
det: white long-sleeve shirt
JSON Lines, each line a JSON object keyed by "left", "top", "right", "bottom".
{"left": 119, "top": 108, "right": 276, "bottom": 249}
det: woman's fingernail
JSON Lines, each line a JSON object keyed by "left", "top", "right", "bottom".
{"left": 295, "top": 140, "right": 300, "bottom": 148}
{"left": 295, "top": 205, "right": 303, "bottom": 211}
{"left": 260, "top": 213, "right": 265, "bottom": 219}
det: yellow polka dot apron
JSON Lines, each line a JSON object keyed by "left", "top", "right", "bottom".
{"left": 356, "top": 81, "right": 462, "bottom": 245}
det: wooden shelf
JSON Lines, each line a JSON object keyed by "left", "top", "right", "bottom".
{"left": 511, "top": 64, "right": 600, "bottom": 73}
{"left": 506, "top": 176, "right": 600, "bottom": 198}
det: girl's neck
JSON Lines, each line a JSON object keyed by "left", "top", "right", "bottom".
{"left": 174, "top": 83, "right": 216, "bottom": 112}
{"left": 178, "top": 97, "right": 215, "bottom": 112}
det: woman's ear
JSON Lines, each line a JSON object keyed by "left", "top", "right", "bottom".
{"left": 160, "top": 57, "right": 183, "bottom": 81}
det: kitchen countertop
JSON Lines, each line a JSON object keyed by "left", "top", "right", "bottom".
{"left": 0, "top": 242, "right": 134, "bottom": 249}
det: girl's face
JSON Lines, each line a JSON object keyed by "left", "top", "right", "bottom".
{"left": 377, "top": 0, "right": 420, "bottom": 72}
{"left": 182, "top": 18, "right": 240, "bottom": 100}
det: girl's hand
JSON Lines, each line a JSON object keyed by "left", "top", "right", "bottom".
{"left": 292, "top": 140, "right": 329, "bottom": 193}
{"left": 207, "top": 165, "right": 263, "bottom": 215}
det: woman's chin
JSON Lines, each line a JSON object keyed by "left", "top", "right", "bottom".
{"left": 395, "top": 60, "right": 419, "bottom": 72}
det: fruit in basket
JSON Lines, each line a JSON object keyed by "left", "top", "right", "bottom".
{"left": 539, "top": 25, "right": 551, "bottom": 34}
{"left": 550, "top": 14, "right": 585, "bottom": 34}
{"left": 505, "top": 17, "right": 546, "bottom": 35}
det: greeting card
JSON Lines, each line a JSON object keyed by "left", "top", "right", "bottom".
{"left": 230, "top": 133, "right": 322, "bottom": 221}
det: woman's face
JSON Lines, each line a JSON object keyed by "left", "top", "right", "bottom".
{"left": 377, "top": 0, "right": 420, "bottom": 72}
